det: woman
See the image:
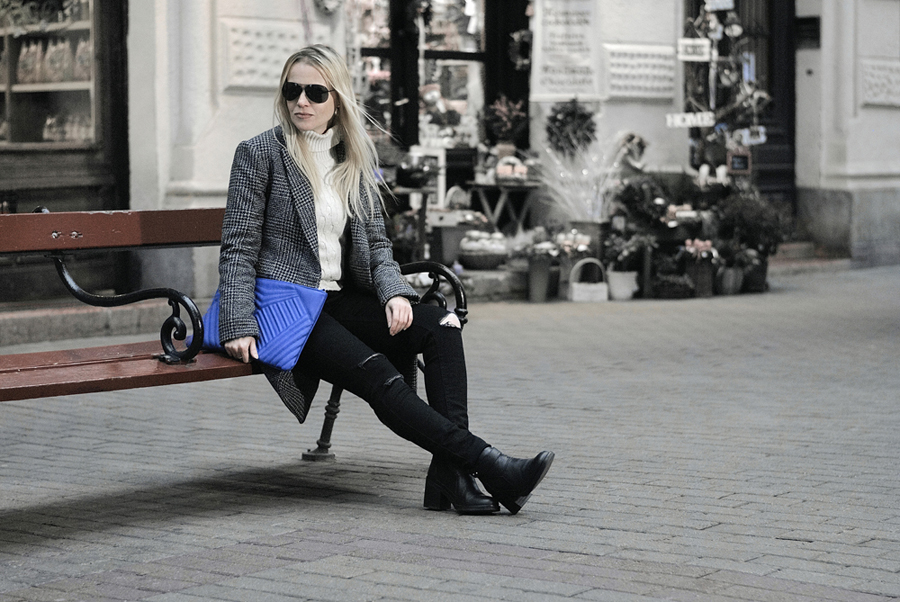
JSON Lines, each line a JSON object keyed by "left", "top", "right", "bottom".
{"left": 217, "top": 44, "right": 553, "bottom": 515}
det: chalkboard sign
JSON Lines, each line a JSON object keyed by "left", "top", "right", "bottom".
{"left": 727, "top": 149, "right": 752, "bottom": 175}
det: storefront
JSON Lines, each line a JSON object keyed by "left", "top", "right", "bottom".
{"left": 0, "top": 0, "right": 128, "bottom": 301}
{"left": 2, "top": 0, "right": 899, "bottom": 305}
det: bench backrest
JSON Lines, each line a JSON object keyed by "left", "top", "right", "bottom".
{"left": 0, "top": 208, "right": 226, "bottom": 254}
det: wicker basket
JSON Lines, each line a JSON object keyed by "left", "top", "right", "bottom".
{"left": 568, "top": 258, "right": 608, "bottom": 302}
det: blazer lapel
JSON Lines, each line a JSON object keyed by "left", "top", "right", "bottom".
{"left": 278, "top": 135, "right": 320, "bottom": 261}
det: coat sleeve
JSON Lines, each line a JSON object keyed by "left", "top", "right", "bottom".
{"left": 218, "top": 140, "right": 269, "bottom": 343}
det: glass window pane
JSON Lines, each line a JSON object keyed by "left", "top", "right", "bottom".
{"left": 425, "top": 0, "right": 484, "bottom": 52}
{"left": 358, "top": 0, "right": 390, "bottom": 49}
{"left": 419, "top": 59, "right": 482, "bottom": 148}
{"left": 361, "top": 56, "right": 392, "bottom": 141}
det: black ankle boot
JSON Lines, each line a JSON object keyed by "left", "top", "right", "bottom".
{"left": 424, "top": 458, "right": 499, "bottom": 515}
{"left": 474, "top": 447, "right": 554, "bottom": 515}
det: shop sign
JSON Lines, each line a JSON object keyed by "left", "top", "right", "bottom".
{"left": 665, "top": 111, "right": 716, "bottom": 128}
{"left": 530, "top": 0, "right": 602, "bottom": 101}
{"left": 705, "top": 0, "right": 735, "bottom": 11}
{"left": 677, "top": 38, "right": 712, "bottom": 62}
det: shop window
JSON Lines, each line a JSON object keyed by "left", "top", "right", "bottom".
{"left": 356, "top": 0, "right": 492, "bottom": 149}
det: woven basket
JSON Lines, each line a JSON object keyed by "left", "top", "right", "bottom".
{"left": 567, "top": 258, "right": 608, "bottom": 302}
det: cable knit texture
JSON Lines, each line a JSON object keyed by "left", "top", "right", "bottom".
{"left": 300, "top": 128, "right": 345, "bottom": 291}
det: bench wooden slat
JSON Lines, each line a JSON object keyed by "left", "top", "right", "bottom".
{"left": 0, "top": 341, "right": 259, "bottom": 402}
{"left": 0, "top": 208, "right": 226, "bottom": 254}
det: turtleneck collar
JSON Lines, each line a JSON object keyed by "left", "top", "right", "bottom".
{"left": 299, "top": 127, "right": 340, "bottom": 153}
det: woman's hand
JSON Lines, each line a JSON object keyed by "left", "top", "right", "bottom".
{"left": 385, "top": 296, "right": 413, "bottom": 336}
{"left": 225, "top": 336, "right": 259, "bottom": 363}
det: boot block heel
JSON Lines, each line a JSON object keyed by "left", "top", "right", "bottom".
{"left": 423, "top": 482, "right": 451, "bottom": 511}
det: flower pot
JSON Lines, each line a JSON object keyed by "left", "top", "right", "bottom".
{"left": 527, "top": 255, "right": 553, "bottom": 302}
{"left": 742, "top": 256, "right": 768, "bottom": 293}
{"left": 715, "top": 266, "right": 744, "bottom": 295}
{"left": 607, "top": 270, "right": 639, "bottom": 301}
{"left": 686, "top": 261, "right": 715, "bottom": 298}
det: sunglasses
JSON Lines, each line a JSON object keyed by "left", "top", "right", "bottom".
{"left": 281, "top": 82, "right": 334, "bottom": 104}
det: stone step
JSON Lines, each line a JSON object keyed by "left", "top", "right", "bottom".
{"left": 772, "top": 241, "right": 817, "bottom": 261}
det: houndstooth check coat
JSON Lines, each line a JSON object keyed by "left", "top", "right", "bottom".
{"left": 217, "top": 126, "right": 419, "bottom": 423}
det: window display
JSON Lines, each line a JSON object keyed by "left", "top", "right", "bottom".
{"left": 418, "top": 59, "right": 481, "bottom": 148}
{"left": 424, "top": 0, "right": 483, "bottom": 52}
{"left": 357, "top": 0, "right": 390, "bottom": 48}
{"left": 354, "top": 0, "right": 486, "bottom": 149}
{"left": 0, "top": 0, "right": 95, "bottom": 145}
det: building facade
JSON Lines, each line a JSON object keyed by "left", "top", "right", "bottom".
{"left": 3, "top": 0, "right": 898, "bottom": 303}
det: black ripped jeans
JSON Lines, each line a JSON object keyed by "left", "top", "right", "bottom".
{"left": 295, "top": 288, "right": 489, "bottom": 470}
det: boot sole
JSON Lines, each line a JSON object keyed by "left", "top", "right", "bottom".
{"left": 423, "top": 483, "right": 500, "bottom": 515}
{"left": 498, "top": 451, "right": 555, "bottom": 515}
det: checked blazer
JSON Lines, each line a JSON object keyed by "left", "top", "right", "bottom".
{"left": 218, "top": 126, "right": 419, "bottom": 423}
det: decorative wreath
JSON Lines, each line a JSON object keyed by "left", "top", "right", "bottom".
{"left": 545, "top": 99, "right": 596, "bottom": 157}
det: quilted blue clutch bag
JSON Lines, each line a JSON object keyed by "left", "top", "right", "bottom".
{"left": 199, "top": 278, "right": 327, "bottom": 371}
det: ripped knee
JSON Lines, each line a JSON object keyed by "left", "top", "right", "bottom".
{"left": 439, "top": 312, "right": 461, "bottom": 329}
{"left": 357, "top": 353, "right": 405, "bottom": 388}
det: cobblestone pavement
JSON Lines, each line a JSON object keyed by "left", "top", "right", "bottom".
{"left": 1, "top": 266, "right": 899, "bottom": 602}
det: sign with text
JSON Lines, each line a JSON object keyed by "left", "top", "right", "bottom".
{"left": 665, "top": 111, "right": 716, "bottom": 128}
{"left": 531, "top": 0, "right": 601, "bottom": 101}
{"left": 677, "top": 38, "right": 712, "bottom": 62}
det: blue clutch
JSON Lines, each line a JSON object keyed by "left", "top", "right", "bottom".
{"left": 200, "top": 278, "right": 327, "bottom": 371}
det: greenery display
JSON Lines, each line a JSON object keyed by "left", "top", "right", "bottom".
{"left": 716, "top": 188, "right": 783, "bottom": 256}
{"left": 545, "top": 99, "right": 596, "bottom": 157}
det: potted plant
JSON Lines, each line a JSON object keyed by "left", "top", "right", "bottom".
{"left": 716, "top": 188, "right": 783, "bottom": 292}
{"left": 483, "top": 95, "right": 527, "bottom": 157}
{"left": 601, "top": 232, "right": 656, "bottom": 300}
{"left": 676, "top": 239, "right": 720, "bottom": 297}
{"left": 713, "top": 239, "right": 761, "bottom": 294}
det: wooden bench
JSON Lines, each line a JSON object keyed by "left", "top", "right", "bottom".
{"left": 0, "top": 207, "right": 468, "bottom": 461}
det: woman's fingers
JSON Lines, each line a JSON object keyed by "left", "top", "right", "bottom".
{"left": 225, "top": 336, "right": 258, "bottom": 363}
{"left": 385, "top": 296, "right": 413, "bottom": 336}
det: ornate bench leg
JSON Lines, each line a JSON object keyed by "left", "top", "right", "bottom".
{"left": 302, "top": 383, "right": 342, "bottom": 461}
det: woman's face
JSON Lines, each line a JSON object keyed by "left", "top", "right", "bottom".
{"left": 285, "top": 62, "right": 336, "bottom": 135}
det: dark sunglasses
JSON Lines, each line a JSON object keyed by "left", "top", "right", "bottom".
{"left": 281, "top": 82, "right": 334, "bottom": 104}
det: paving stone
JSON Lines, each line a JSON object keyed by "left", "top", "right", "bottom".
{"left": 2, "top": 267, "right": 900, "bottom": 601}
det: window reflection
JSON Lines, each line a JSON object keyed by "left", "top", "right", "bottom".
{"left": 419, "top": 59, "right": 482, "bottom": 148}
{"left": 361, "top": 56, "right": 392, "bottom": 141}
{"left": 425, "top": 0, "right": 484, "bottom": 52}
{"left": 358, "top": 0, "right": 390, "bottom": 48}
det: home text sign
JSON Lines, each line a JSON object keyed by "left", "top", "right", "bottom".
{"left": 531, "top": 0, "right": 601, "bottom": 101}
{"left": 666, "top": 111, "right": 716, "bottom": 128}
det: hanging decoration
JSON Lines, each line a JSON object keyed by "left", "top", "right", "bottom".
{"left": 509, "top": 29, "right": 532, "bottom": 71}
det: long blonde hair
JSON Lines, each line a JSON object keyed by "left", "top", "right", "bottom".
{"left": 274, "top": 45, "right": 382, "bottom": 218}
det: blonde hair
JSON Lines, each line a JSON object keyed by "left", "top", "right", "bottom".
{"left": 274, "top": 44, "right": 382, "bottom": 218}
